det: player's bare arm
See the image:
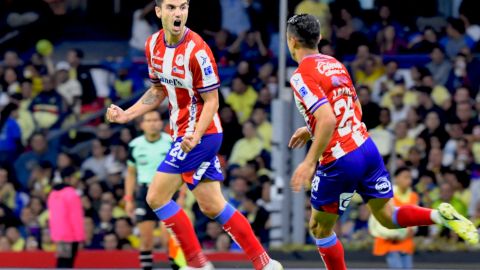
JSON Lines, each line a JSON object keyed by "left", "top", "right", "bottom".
{"left": 291, "top": 104, "right": 336, "bottom": 192}
{"left": 180, "top": 90, "right": 219, "bottom": 153}
{"left": 106, "top": 84, "right": 166, "bottom": 124}
{"left": 124, "top": 165, "right": 137, "bottom": 219}
{"left": 288, "top": 126, "right": 311, "bottom": 149}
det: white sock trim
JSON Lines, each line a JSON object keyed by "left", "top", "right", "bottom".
{"left": 431, "top": 210, "right": 442, "bottom": 224}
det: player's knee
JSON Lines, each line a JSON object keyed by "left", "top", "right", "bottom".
{"left": 197, "top": 200, "right": 224, "bottom": 218}
{"left": 146, "top": 190, "right": 169, "bottom": 210}
{"left": 309, "top": 219, "right": 334, "bottom": 238}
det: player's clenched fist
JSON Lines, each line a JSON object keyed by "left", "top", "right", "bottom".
{"left": 106, "top": 104, "right": 130, "bottom": 124}
{"left": 180, "top": 134, "right": 200, "bottom": 153}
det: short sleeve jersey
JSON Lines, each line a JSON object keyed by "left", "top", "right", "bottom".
{"left": 128, "top": 133, "right": 172, "bottom": 184}
{"left": 145, "top": 28, "right": 223, "bottom": 140}
{"left": 290, "top": 54, "right": 369, "bottom": 165}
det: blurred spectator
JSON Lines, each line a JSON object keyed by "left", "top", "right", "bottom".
{"left": 227, "top": 177, "right": 249, "bottom": 210}
{"left": 433, "top": 182, "right": 468, "bottom": 221}
{"left": 294, "top": 0, "right": 331, "bottom": 40}
{"left": 406, "top": 108, "right": 425, "bottom": 139}
{"left": 229, "top": 31, "right": 269, "bottom": 64}
{"left": 358, "top": 86, "right": 380, "bottom": 129}
{"left": 377, "top": 25, "right": 407, "bottom": 55}
{"left": 394, "top": 120, "right": 415, "bottom": 160}
{"left": 251, "top": 106, "right": 272, "bottom": 151}
{"left": 455, "top": 101, "right": 475, "bottom": 134}
{"left": 215, "top": 233, "right": 231, "bottom": 251}
{"left": 29, "top": 75, "right": 66, "bottom": 129}
{"left": 114, "top": 217, "right": 139, "bottom": 249}
{"left": 369, "top": 108, "right": 394, "bottom": 159}
{"left": 225, "top": 77, "right": 258, "bottom": 124}
{"left": 353, "top": 55, "right": 385, "bottom": 90}
{"left": 219, "top": 106, "right": 242, "bottom": 158}
{"left": 0, "top": 236, "right": 11, "bottom": 251}
{"left": 385, "top": 86, "right": 410, "bottom": 126}
{"left": 112, "top": 68, "right": 133, "bottom": 100}
{"left": 408, "top": 26, "right": 439, "bottom": 54}
{"left": 0, "top": 166, "right": 16, "bottom": 210}
{"left": 414, "top": 86, "right": 445, "bottom": 121}
{"left": 2, "top": 67, "right": 20, "bottom": 94}
{"left": 81, "top": 139, "right": 109, "bottom": 182}
{"left": 14, "top": 132, "right": 57, "bottom": 188}
{"left": 219, "top": 0, "right": 250, "bottom": 36}
{"left": 0, "top": 103, "right": 22, "bottom": 164}
{"left": 84, "top": 216, "right": 103, "bottom": 249}
{"left": 370, "top": 167, "right": 418, "bottom": 269}
{"left": 426, "top": 46, "right": 451, "bottom": 86}
{"left": 242, "top": 190, "right": 270, "bottom": 247}
{"left": 440, "top": 18, "right": 475, "bottom": 59}
{"left": 229, "top": 121, "right": 264, "bottom": 167}
{"left": 103, "top": 233, "right": 119, "bottom": 250}
{"left": 129, "top": 2, "right": 157, "bottom": 60}
{"left": 66, "top": 49, "right": 97, "bottom": 106}
{"left": 372, "top": 60, "right": 403, "bottom": 103}
{"left": 6, "top": 226, "right": 24, "bottom": 251}
{"left": 202, "top": 221, "right": 223, "bottom": 250}
{"left": 55, "top": 61, "right": 82, "bottom": 118}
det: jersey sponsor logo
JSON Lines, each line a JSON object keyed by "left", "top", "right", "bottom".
{"left": 175, "top": 54, "right": 184, "bottom": 66}
{"left": 339, "top": 192, "right": 354, "bottom": 211}
{"left": 158, "top": 75, "right": 183, "bottom": 87}
{"left": 200, "top": 55, "right": 208, "bottom": 66}
{"left": 316, "top": 61, "right": 346, "bottom": 76}
{"left": 375, "top": 177, "right": 392, "bottom": 194}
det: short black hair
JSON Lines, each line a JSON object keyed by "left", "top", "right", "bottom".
{"left": 287, "top": 14, "right": 321, "bottom": 49}
{"left": 155, "top": 0, "right": 190, "bottom": 6}
{"left": 394, "top": 166, "right": 410, "bottom": 177}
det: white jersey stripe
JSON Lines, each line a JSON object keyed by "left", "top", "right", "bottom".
{"left": 163, "top": 47, "right": 179, "bottom": 139}
{"left": 213, "top": 113, "right": 223, "bottom": 132}
{"left": 184, "top": 40, "right": 197, "bottom": 136}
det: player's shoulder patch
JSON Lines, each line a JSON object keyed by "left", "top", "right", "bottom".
{"left": 195, "top": 49, "right": 217, "bottom": 86}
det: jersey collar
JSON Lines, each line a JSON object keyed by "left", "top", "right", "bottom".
{"left": 163, "top": 27, "right": 190, "bottom": 48}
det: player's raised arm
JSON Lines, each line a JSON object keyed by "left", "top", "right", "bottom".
{"left": 106, "top": 84, "right": 166, "bottom": 124}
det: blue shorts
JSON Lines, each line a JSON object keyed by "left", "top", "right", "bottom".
{"left": 311, "top": 137, "right": 393, "bottom": 215}
{"left": 157, "top": 133, "right": 224, "bottom": 190}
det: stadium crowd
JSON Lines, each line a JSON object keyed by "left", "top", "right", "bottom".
{"left": 0, "top": 0, "right": 479, "bottom": 255}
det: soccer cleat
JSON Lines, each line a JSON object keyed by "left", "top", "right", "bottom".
{"left": 180, "top": 262, "right": 215, "bottom": 270}
{"left": 437, "top": 202, "right": 479, "bottom": 245}
{"left": 262, "top": 259, "right": 284, "bottom": 270}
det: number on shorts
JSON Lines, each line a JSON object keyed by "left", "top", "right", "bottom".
{"left": 170, "top": 142, "right": 187, "bottom": 160}
{"left": 311, "top": 176, "right": 320, "bottom": 192}
{"left": 333, "top": 96, "right": 361, "bottom": 137}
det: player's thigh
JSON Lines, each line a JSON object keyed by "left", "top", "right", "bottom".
{"left": 191, "top": 179, "right": 227, "bottom": 218}
{"left": 310, "top": 207, "right": 339, "bottom": 238}
{"left": 137, "top": 220, "right": 156, "bottom": 249}
{"left": 146, "top": 172, "right": 183, "bottom": 208}
{"left": 367, "top": 197, "right": 397, "bottom": 229}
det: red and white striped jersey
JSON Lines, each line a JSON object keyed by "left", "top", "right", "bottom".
{"left": 145, "top": 28, "right": 223, "bottom": 140}
{"left": 290, "top": 54, "right": 369, "bottom": 165}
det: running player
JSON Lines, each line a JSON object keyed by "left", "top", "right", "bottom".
{"left": 106, "top": 0, "right": 283, "bottom": 269}
{"left": 124, "top": 110, "right": 186, "bottom": 270}
{"left": 286, "top": 14, "right": 478, "bottom": 270}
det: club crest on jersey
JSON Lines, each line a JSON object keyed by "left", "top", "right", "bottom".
{"left": 175, "top": 54, "right": 184, "bottom": 66}
{"left": 375, "top": 177, "right": 392, "bottom": 194}
{"left": 172, "top": 66, "right": 184, "bottom": 75}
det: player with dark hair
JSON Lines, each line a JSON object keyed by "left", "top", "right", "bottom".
{"left": 107, "top": 0, "right": 283, "bottom": 269}
{"left": 286, "top": 13, "right": 478, "bottom": 270}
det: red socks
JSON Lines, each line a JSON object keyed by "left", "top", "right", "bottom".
{"left": 316, "top": 234, "right": 347, "bottom": 270}
{"left": 394, "top": 205, "right": 435, "bottom": 227}
{"left": 217, "top": 204, "right": 269, "bottom": 270}
{"left": 161, "top": 208, "right": 207, "bottom": 267}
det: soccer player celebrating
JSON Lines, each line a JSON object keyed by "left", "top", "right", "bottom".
{"left": 106, "top": 1, "right": 283, "bottom": 269}
{"left": 124, "top": 110, "right": 186, "bottom": 270}
{"left": 286, "top": 14, "right": 478, "bottom": 270}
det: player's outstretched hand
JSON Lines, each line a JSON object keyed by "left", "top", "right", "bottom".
{"left": 106, "top": 104, "right": 130, "bottom": 124}
{"left": 288, "top": 126, "right": 311, "bottom": 148}
{"left": 291, "top": 161, "right": 316, "bottom": 192}
{"left": 181, "top": 134, "right": 200, "bottom": 153}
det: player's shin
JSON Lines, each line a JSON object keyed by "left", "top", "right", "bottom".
{"left": 316, "top": 233, "right": 347, "bottom": 270}
{"left": 154, "top": 200, "right": 208, "bottom": 268}
{"left": 214, "top": 203, "right": 270, "bottom": 270}
{"left": 393, "top": 205, "right": 438, "bottom": 227}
